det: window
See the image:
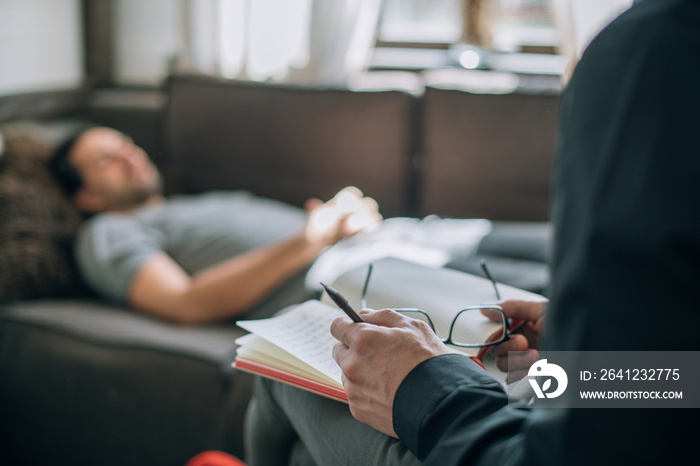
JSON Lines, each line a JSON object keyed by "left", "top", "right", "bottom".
{"left": 112, "top": 0, "right": 180, "bottom": 86}
{"left": 0, "top": 0, "right": 83, "bottom": 95}
{"left": 493, "top": 0, "right": 558, "bottom": 52}
{"left": 379, "top": 0, "right": 462, "bottom": 44}
{"left": 378, "top": 0, "right": 557, "bottom": 51}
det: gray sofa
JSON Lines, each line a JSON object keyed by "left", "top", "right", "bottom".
{"left": 0, "top": 73, "right": 556, "bottom": 465}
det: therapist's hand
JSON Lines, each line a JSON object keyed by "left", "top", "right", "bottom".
{"left": 484, "top": 299, "right": 547, "bottom": 383}
{"left": 331, "top": 309, "right": 452, "bottom": 438}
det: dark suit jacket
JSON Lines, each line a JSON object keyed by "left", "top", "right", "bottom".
{"left": 394, "top": 0, "right": 700, "bottom": 464}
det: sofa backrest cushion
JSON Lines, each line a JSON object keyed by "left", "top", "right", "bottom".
{"left": 419, "top": 86, "right": 559, "bottom": 221}
{"left": 166, "top": 75, "right": 416, "bottom": 218}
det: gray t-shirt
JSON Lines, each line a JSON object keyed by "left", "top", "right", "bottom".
{"left": 75, "top": 191, "right": 311, "bottom": 318}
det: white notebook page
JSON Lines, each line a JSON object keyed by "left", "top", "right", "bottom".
{"left": 237, "top": 300, "right": 344, "bottom": 383}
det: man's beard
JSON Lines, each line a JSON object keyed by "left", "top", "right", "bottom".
{"left": 110, "top": 173, "right": 163, "bottom": 209}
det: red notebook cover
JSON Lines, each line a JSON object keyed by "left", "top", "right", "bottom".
{"left": 234, "top": 352, "right": 491, "bottom": 403}
{"left": 234, "top": 356, "right": 348, "bottom": 403}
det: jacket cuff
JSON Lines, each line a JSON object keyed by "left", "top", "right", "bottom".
{"left": 393, "top": 353, "right": 504, "bottom": 458}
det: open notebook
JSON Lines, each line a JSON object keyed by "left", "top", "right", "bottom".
{"left": 234, "top": 257, "right": 543, "bottom": 402}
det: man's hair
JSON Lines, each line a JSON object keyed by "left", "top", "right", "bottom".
{"left": 49, "top": 133, "right": 84, "bottom": 197}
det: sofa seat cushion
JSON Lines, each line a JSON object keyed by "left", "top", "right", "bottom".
{"left": 0, "top": 299, "right": 246, "bottom": 363}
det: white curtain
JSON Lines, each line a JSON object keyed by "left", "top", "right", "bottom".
{"left": 286, "top": 0, "right": 384, "bottom": 84}
{"left": 176, "top": 0, "right": 383, "bottom": 85}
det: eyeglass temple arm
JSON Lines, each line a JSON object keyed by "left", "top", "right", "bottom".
{"left": 479, "top": 259, "right": 501, "bottom": 300}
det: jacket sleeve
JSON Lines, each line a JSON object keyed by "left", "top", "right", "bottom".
{"left": 393, "top": 354, "right": 531, "bottom": 466}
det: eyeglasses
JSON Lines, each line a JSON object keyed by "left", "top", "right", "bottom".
{"left": 360, "top": 260, "right": 510, "bottom": 349}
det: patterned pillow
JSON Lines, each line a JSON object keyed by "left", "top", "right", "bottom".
{"left": 0, "top": 127, "right": 87, "bottom": 303}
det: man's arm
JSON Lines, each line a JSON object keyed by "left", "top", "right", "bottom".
{"left": 330, "top": 300, "right": 545, "bottom": 437}
{"left": 129, "top": 188, "right": 380, "bottom": 324}
{"left": 330, "top": 302, "right": 545, "bottom": 465}
{"left": 128, "top": 233, "right": 323, "bottom": 324}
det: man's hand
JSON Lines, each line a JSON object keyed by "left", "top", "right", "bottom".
{"left": 304, "top": 187, "right": 381, "bottom": 248}
{"left": 484, "top": 299, "right": 547, "bottom": 383}
{"left": 331, "top": 309, "right": 452, "bottom": 438}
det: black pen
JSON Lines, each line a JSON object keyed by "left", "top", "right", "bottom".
{"left": 320, "top": 283, "right": 365, "bottom": 323}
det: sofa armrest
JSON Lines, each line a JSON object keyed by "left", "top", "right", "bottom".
{"left": 0, "top": 300, "right": 252, "bottom": 466}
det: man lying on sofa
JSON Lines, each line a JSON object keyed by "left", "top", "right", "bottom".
{"left": 49, "top": 126, "right": 381, "bottom": 324}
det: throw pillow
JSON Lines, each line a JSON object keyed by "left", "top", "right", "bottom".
{"left": 0, "top": 128, "right": 87, "bottom": 303}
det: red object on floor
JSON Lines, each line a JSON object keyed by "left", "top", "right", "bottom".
{"left": 185, "top": 450, "right": 247, "bottom": 466}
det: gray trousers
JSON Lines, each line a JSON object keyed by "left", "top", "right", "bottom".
{"left": 245, "top": 377, "right": 421, "bottom": 466}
